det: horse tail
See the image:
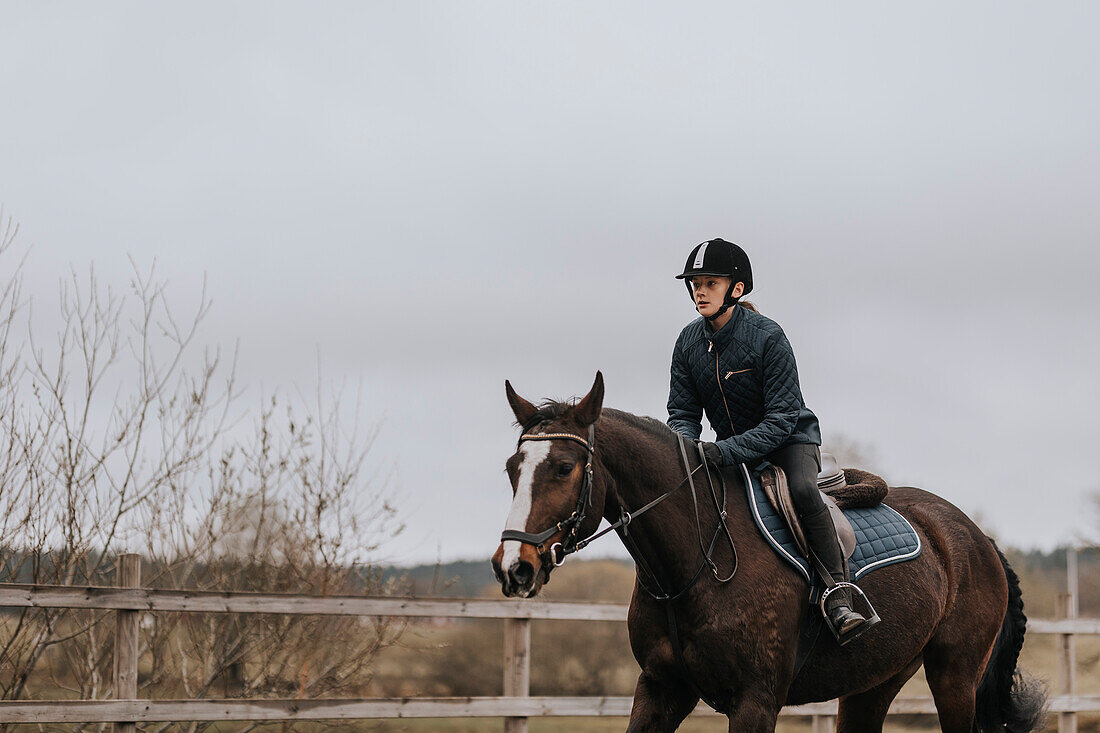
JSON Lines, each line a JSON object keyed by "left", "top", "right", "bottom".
{"left": 974, "top": 538, "right": 1049, "bottom": 732}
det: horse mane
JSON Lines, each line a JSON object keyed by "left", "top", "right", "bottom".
{"left": 511, "top": 400, "right": 571, "bottom": 433}
{"left": 518, "top": 400, "right": 678, "bottom": 447}
{"left": 603, "top": 408, "right": 679, "bottom": 446}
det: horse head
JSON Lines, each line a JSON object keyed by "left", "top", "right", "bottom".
{"left": 491, "top": 371, "right": 605, "bottom": 598}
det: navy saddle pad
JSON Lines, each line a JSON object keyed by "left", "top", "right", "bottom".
{"left": 737, "top": 464, "right": 922, "bottom": 583}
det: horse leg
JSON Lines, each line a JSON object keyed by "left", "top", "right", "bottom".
{"left": 626, "top": 671, "right": 698, "bottom": 733}
{"left": 921, "top": 583, "right": 1003, "bottom": 733}
{"left": 922, "top": 639, "right": 992, "bottom": 733}
{"left": 835, "top": 656, "right": 922, "bottom": 733}
{"left": 726, "top": 690, "right": 781, "bottom": 733}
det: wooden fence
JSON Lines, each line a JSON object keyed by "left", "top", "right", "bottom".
{"left": 0, "top": 549, "right": 1095, "bottom": 731}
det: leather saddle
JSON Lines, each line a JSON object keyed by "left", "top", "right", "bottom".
{"left": 758, "top": 451, "right": 877, "bottom": 561}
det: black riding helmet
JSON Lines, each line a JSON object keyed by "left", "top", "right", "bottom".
{"left": 675, "top": 239, "right": 753, "bottom": 320}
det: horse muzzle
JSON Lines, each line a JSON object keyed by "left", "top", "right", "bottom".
{"left": 491, "top": 543, "right": 548, "bottom": 598}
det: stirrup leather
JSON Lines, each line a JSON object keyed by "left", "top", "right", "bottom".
{"left": 818, "top": 582, "right": 880, "bottom": 646}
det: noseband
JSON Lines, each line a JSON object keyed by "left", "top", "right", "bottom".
{"left": 499, "top": 425, "right": 596, "bottom": 569}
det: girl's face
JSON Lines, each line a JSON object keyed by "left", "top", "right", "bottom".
{"left": 689, "top": 275, "right": 743, "bottom": 318}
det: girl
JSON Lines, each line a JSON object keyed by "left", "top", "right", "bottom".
{"left": 666, "top": 238, "right": 876, "bottom": 642}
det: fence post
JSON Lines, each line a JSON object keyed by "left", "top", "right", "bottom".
{"left": 1059, "top": 546, "right": 1078, "bottom": 733}
{"left": 113, "top": 553, "right": 141, "bottom": 733}
{"left": 503, "top": 617, "right": 531, "bottom": 733}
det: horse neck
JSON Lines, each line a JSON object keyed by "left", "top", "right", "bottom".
{"left": 595, "top": 414, "right": 756, "bottom": 594}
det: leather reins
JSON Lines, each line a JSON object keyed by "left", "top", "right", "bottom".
{"left": 499, "top": 426, "right": 737, "bottom": 580}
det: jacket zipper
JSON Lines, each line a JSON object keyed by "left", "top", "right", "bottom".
{"left": 709, "top": 339, "right": 737, "bottom": 435}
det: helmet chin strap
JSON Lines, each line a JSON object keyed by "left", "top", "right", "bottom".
{"left": 704, "top": 284, "right": 740, "bottom": 321}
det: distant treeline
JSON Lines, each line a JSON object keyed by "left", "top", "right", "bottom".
{"left": 381, "top": 547, "right": 1100, "bottom": 611}
{"left": 3, "top": 545, "right": 1095, "bottom": 612}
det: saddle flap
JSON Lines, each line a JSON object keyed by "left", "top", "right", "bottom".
{"left": 760, "top": 465, "right": 855, "bottom": 561}
{"left": 822, "top": 493, "right": 856, "bottom": 560}
{"left": 760, "top": 465, "right": 808, "bottom": 557}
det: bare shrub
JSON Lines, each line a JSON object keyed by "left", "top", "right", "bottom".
{"left": 0, "top": 213, "right": 402, "bottom": 731}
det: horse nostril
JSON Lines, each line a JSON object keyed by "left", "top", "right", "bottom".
{"left": 510, "top": 560, "right": 535, "bottom": 587}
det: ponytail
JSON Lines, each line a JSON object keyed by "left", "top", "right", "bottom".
{"left": 738, "top": 300, "right": 759, "bottom": 313}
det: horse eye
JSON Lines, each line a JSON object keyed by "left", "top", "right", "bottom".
{"left": 556, "top": 463, "right": 574, "bottom": 478}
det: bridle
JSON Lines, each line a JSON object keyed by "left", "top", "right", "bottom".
{"left": 499, "top": 423, "right": 737, "bottom": 594}
{"left": 500, "top": 425, "right": 596, "bottom": 571}
{"left": 498, "top": 420, "right": 739, "bottom": 712}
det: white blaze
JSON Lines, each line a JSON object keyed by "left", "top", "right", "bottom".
{"left": 500, "top": 440, "right": 551, "bottom": 570}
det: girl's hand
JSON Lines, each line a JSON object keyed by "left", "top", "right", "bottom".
{"left": 699, "top": 441, "right": 723, "bottom": 467}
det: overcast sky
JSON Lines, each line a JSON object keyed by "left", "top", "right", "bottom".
{"left": 2, "top": 2, "right": 1098, "bottom": 565}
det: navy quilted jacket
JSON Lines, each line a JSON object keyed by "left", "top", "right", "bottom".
{"left": 667, "top": 306, "right": 821, "bottom": 467}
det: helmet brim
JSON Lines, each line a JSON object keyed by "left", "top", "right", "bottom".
{"left": 675, "top": 270, "right": 733, "bottom": 280}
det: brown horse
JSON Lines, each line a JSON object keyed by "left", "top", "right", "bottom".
{"left": 491, "top": 372, "right": 1047, "bottom": 732}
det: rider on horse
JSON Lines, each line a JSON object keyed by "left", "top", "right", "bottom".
{"left": 667, "top": 238, "right": 877, "bottom": 639}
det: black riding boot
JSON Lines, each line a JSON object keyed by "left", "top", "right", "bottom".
{"left": 802, "top": 505, "right": 878, "bottom": 644}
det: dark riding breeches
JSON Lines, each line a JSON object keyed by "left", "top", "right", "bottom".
{"left": 767, "top": 443, "right": 823, "bottom": 517}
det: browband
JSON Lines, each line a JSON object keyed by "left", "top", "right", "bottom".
{"left": 518, "top": 432, "right": 592, "bottom": 451}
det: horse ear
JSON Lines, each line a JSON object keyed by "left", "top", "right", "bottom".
{"left": 573, "top": 371, "right": 604, "bottom": 427}
{"left": 505, "top": 379, "right": 539, "bottom": 427}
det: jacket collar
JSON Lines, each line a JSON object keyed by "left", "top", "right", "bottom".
{"left": 701, "top": 305, "right": 743, "bottom": 345}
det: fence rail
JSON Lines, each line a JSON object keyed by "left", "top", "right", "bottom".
{"left": 3, "top": 583, "right": 1095, "bottom": 629}
{"left": 0, "top": 584, "right": 628, "bottom": 620}
{"left": 0, "top": 695, "right": 1095, "bottom": 724}
{"left": 0, "top": 548, "right": 1090, "bottom": 731}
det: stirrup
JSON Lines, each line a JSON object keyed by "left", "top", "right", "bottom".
{"left": 819, "top": 582, "right": 880, "bottom": 646}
